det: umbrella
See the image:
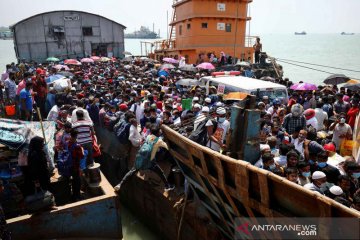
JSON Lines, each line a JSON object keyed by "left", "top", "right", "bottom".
{"left": 323, "top": 74, "right": 350, "bottom": 85}
{"left": 124, "top": 65, "right": 132, "bottom": 70}
{"left": 196, "top": 62, "right": 215, "bottom": 70}
{"left": 46, "top": 74, "right": 65, "bottom": 84}
{"left": 224, "top": 92, "right": 250, "bottom": 101}
{"left": 160, "top": 64, "right": 176, "bottom": 70}
{"left": 53, "top": 64, "right": 69, "bottom": 71}
{"left": 158, "top": 70, "right": 169, "bottom": 77}
{"left": 64, "top": 59, "right": 81, "bottom": 65}
{"left": 175, "top": 79, "right": 203, "bottom": 86}
{"left": 46, "top": 57, "right": 60, "bottom": 62}
{"left": 342, "top": 79, "right": 360, "bottom": 91}
{"left": 290, "top": 82, "right": 318, "bottom": 91}
{"left": 122, "top": 56, "right": 133, "bottom": 62}
{"left": 123, "top": 51, "right": 132, "bottom": 55}
{"left": 163, "top": 57, "right": 179, "bottom": 64}
{"left": 180, "top": 64, "right": 197, "bottom": 72}
{"left": 91, "top": 56, "right": 101, "bottom": 61}
{"left": 81, "top": 58, "right": 94, "bottom": 63}
{"left": 100, "top": 57, "right": 111, "bottom": 62}
{"left": 57, "top": 71, "right": 74, "bottom": 77}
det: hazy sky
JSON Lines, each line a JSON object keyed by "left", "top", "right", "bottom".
{"left": 0, "top": 0, "right": 359, "bottom": 36}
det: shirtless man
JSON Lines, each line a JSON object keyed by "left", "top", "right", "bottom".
{"left": 253, "top": 37, "right": 262, "bottom": 63}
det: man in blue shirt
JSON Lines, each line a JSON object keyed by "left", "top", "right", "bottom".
{"left": 20, "top": 81, "right": 33, "bottom": 121}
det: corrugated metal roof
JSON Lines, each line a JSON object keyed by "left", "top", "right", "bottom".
{"left": 9, "top": 10, "right": 126, "bottom": 29}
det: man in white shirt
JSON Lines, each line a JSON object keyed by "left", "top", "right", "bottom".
{"left": 314, "top": 102, "right": 328, "bottom": 131}
{"left": 329, "top": 114, "right": 352, "bottom": 151}
{"left": 71, "top": 99, "right": 92, "bottom": 123}
{"left": 128, "top": 118, "right": 144, "bottom": 167}
{"left": 130, "top": 96, "right": 144, "bottom": 123}
{"left": 206, "top": 107, "right": 230, "bottom": 152}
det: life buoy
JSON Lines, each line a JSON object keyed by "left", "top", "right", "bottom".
{"left": 211, "top": 71, "right": 241, "bottom": 77}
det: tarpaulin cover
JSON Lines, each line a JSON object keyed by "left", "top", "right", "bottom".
{"left": 0, "top": 119, "right": 56, "bottom": 165}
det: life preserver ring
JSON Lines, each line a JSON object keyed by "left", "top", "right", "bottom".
{"left": 211, "top": 71, "right": 241, "bottom": 77}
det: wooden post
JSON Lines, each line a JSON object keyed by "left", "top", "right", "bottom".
{"left": 36, "top": 107, "right": 47, "bottom": 144}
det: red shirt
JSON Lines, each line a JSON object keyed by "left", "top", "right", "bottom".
{"left": 32, "top": 77, "right": 47, "bottom": 98}
{"left": 347, "top": 106, "right": 359, "bottom": 128}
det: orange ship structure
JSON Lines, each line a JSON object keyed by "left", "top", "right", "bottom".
{"left": 146, "top": 0, "right": 257, "bottom": 64}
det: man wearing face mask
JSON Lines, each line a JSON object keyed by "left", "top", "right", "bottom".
{"left": 206, "top": 107, "right": 230, "bottom": 152}
{"left": 297, "top": 162, "right": 311, "bottom": 186}
{"left": 304, "top": 171, "right": 333, "bottom": 194}
{"left": 314, "top": 151, "right": 340, "bottom": 184}
{"left": 329, "top": 113, "right": 352, "bottom": 152}
{"left": 282, "top": 103, "right": 306, "bottom": 135}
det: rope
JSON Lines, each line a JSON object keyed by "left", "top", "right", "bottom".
{"left": 275, "top": 58, "right": 360, "bottom": 73}
{"left": 275, "top": 59, "right": 360, "bottom": 81}
{"left": 177, "top": 192, "right": 188, "bottom": 240}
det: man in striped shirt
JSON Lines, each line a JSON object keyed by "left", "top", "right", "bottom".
{"left": 72, "top": 110, "right": 94, "bottom": 167}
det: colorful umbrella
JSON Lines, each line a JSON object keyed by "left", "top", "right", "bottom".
{"left": 53, "top": 64, "right": 69, "bottom": 71}
{"left": 160, "top": 64, "right": 176, "bottom": 70}
{"left": 290, "top": 82, "right": 318, "bottom": 91}
{"left": 46, "top": 74, "right": 65, "bottom": 84}
{"left": 81, "top": 58, "right": 94, "bottom": 63}
{"left": 196, "top": 62, "right": 215, "bottom": 70}
{"left": 64, "top": 59, "right": 81, "bottom": 65}
{"left": 90, "top": 56, "right": 101, "bottom": 61}
{"left": 180, "top": 64, "right": 198, "bottom": 72}
{"left": 342, "top": 79, "right": 360, "bottom": 91}
{"left": 163, "top": 57, "right": 179, "bottom": 64}
{"left": 57, "top": 71, "right": 74, "bottom": 77}
{"left": 46, "top": 57, "right": 60, "bottom": 62}
{"left": 323, "top": 74, "right": 350, "bottom": 85}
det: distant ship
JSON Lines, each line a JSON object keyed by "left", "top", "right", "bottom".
{"left": 295, "top": 31, "right": 306, "bottom": 35}
{"left": 125, "top": 26, "right": 159, "bottom": 39}
{"left": 341, "top": 32, "right": 355, "bottom": 35}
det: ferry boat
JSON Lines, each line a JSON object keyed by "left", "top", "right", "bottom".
{"left": 295, "top": 31, "right": 307, "bottom": 35}
{"left": 144, "top": 0, "right": 257, "bottom": 64}
{"left": 341, "top": 32, "right": 355, "bottom": 35}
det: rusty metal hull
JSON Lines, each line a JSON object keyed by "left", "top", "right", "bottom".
{"left": 7, "top": 172, "right": 122, "bottom": 240}
{"left": 161, "top": 125, "right": 360, "bottom": 239}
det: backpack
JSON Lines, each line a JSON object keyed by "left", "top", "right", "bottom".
{"left": 115, "top": 120, "right": 131, "bottom": 144}
{"left": 134, "top": 137, "right": 159, "bottom": 170}
{"left": 189, "top": 117, "right": 217, "bottom": 146}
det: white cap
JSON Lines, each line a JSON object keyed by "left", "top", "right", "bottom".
{"left": 202, "top": 106, "right": 210, "bottom": 112}
{"left": 260, "top": 144, "right": 270, "bottom": 152}
{"left": 216, "top": 107, "right": 226, "bottom": 115}
{"left": 312, "top": 171, "right": 326, "bottom": 180}
{"left": 193, "top": 97, "right": 199, "bottom": 101}
{"left": 71, "top": 87, "right": 76, "bottom": 91}
{"left": 216, "top": 102, "right": 223, "bottom": 107}
{"left": 205, "top": 97, "right": 211, "bottom": 103}
{"left": 329, "top": 186, "right": 343, "bottom": 196}
{"left": 193, "top": 103, "right": 201, "bottom": 109}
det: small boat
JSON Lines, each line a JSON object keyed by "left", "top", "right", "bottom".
{"left": 341, "top": 32, "right": 355, "bottom": 35}
{"left": 295, "top": 31, "right": 306, "bottom": 35}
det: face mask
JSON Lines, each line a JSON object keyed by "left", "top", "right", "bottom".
{"left": 317, "top": 162, "right": 327, "bottom": 168}
{"left": 218, "top": 117, "right": 226, "bottom": 123}
{"left": 302, "top": 172, "right": 311, "bottom": 178}
{"left": 95, "top": 102, "right": 100, "bottom": 107}
{"left": 269, "top": 164, "right": 276, "bottom": 170}
{"left": 319, "top": 182, "right": 327, "bottom": 189}
{"left": 308, "top": 160, "right": 315, "bottom": 165}
{"left": 340, "top": 118, "right": 346, "bottom": 124}
{"left": 352, "top": 172, "right": 360, "bottom": 179}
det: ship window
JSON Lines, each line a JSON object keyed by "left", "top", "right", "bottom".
{"left": 82, "top": 27, "right": 93, "bottom": 36}
{"left": 179, "top": 25, "right": 182, "bottom": 35}
{"left": 201, "top": 23, "right": 208, "bottom": 29}
{"left": 187, "top": 23, "right": 191, "bottom": 30}
{"left": 226, "top": 23, "right": 231, "bottom": 32}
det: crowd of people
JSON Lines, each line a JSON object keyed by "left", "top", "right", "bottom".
{"left": 0, "top": 55, "right": 359, "bottom": 224}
